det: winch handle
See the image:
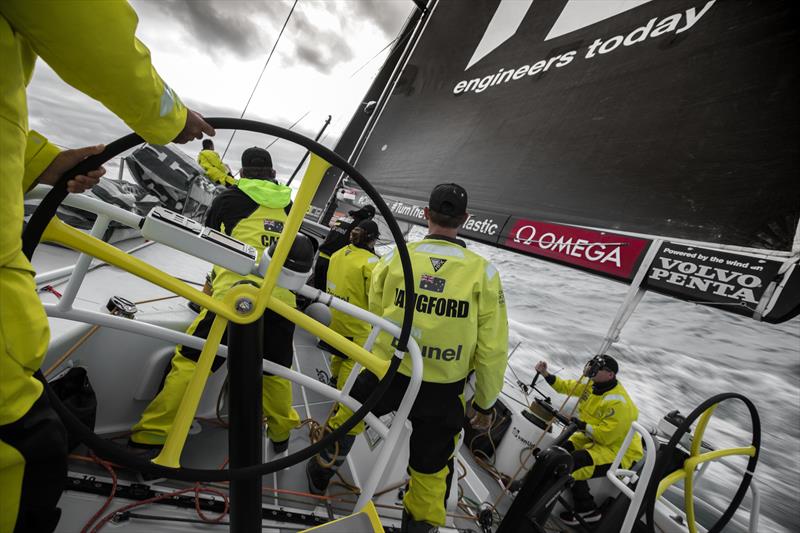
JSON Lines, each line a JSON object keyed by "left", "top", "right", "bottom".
{"left": 550, "top": 420, "right": 579, "bottom": 449}
{"left": 533, "top": 397, "right": 571, "bottom": 426}
{"left": 530, "top": 370, "right": 541, "bottom": 388}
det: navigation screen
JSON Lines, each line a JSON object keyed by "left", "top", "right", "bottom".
{"left": 201, "top": 228, "right": 255, "bottom": 258}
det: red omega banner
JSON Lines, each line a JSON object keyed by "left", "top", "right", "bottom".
{"left": 502, "top": 218, "right": 651, "bottom": 280}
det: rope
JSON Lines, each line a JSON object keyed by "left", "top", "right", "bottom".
{"left": 79, "top": 453, "right": 118, "bottom": 533}
{"left": 43, "top": 325, "right": 100, "bottom": 377}
{"left": 300, "top": 412, "right": 363, "bottom": 496}
{"left": 88, "top": 484, "right": 229, "bottom": 532}
{"left": 70, "top": 454, "right": 230, "bottom": 532}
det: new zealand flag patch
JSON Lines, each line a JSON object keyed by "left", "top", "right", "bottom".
{"left": 263, "top": 219, "right": 284, "bottom": 233}
{"left": 429, "top": 257, "right": 447, "bottom": 272}
{"left": 420, "top": 274, "right": 446, "bottom": 293}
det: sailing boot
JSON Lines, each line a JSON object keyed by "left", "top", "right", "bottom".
{"left": 401, "top": 509, "right": 439, "bottom": 533}
{"left": 271, "top": 438, "right": 289, "bottom": 454}
{"left": 305, "top": 433, "right": 355, "bottom": 495}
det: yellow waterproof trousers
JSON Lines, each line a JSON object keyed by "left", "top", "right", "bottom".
{"left": 131, "top": 353, "right": 300, "bottom": 445}
{"left": 1, "top": 258, "right": 68, "bottom": 533}
{"left": 0, "top": 259, "right": 53, "bottom": 533}
{"left": 327, "top": 334, "right": 366, "bottom": 391}
{"left": 331, "top": 355, "right": 357, "bottom": 391}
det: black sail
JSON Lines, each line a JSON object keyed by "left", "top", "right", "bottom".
{"left": 341, "top": 0, "right": 800, "bottom": 322}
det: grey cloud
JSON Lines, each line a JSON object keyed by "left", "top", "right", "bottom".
{"left": 292, "top": 38, "right": 352, "bottom": 74}
{"left": 284, "top": 10, "right": 355, "bottom": 74}
{"left": 145, "top": 0, "right": 279, "bottom": 60}
{"left": 345, "top": 0, "right": 415, "bottom": 37}
{"left": 26, "top": 71, "right": 311, "bottom": 186}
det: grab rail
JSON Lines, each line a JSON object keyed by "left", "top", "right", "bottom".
{"left": 607, "top": 422, "right": 760, "bottom": 533}
{"left": 606, "top": 421, "right": 655, "bottom": 533}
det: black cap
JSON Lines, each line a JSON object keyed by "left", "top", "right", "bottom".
{"left": 356, "top": 219, "right": 380, "bottom": 240}
{"left": 596, "top": 354, "right": 619, "bottom": 374}
{"left": 349, "top": 204, "right": 376, "bottom": 219}
{"left": 429, "top": 183, "right": 468, "bottom": 216}
{"left": 241, "top": 147, "right": 273, "bottom": 170}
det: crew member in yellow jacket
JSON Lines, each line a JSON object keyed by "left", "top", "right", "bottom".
{"left": 535, "top": 355, "right": 643, "bottom": 526}
{"left": 197, "top": 138, "right": 235, "bottom": 187}
{"left": 307, "top": 184, "right": 509, "bottom": 532}
{"left": 131, "top": 147, "right": 300, "bottom": 454}
{"left": 323, "top": 219, "right": 381, "bottom": 389}
{"left": 0, "top": 2, "right": 213, "bottom": 532}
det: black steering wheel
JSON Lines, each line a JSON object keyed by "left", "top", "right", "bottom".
{"left": 23, "top": 117, "right": 416, "bottom": 482}
{"left": 642, "top": 392, "right": 761, "bottom": 533}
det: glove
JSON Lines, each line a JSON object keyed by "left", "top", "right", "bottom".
{"left": 571, "top": 417, "right": 587, "bottom": 431}
{"left": 469, "top": 411, "right": 493, "bottom": 432}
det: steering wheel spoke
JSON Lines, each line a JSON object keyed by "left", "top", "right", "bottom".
{"left": 684, "top": 470, "right": 698, "bottom": 533}
{"left": 256, "top": 153, "right": 330, "bottom": 312}
{"left": 154, "top": 313, "right": 228, "bottom": 468}
{"left": 270, "top": 299, "right": 391, "bottom": 378}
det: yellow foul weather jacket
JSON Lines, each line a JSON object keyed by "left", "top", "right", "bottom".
{"left": 197, "top": 149, "right": 235, "bottom": 186}
{"left": 209, "top": 178, "right": 295, "bottom": 307}
{"left": 327, "top": 244, "right": 379, "bottom": 342}
{"left": 550, "top": 376, "right": 644, "bottom": 479}
{"left": 1, "top": 0, "right": 187, "bottom": 425}
{"left": 369, "top": 237, "right": 508, "bottom": 410}
{"left": 1, "top": 2, "right": 187, "bottom": 531}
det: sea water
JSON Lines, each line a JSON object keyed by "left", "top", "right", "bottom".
{"left": 404, "top": 226, "right": 799, "bottom": 532}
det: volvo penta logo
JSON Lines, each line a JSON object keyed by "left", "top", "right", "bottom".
{"left": 466, "top": 0, "right": 654, "bottom": 70}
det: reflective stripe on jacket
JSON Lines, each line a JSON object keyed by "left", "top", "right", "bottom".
{"left": 197, "top": 149, "right": 234, "bottom": 186}
{"left": 369, "top": 237, "right": 508, "bottom": 410}
{"left": 1, "top": 0, "right": 187, "bottom": 268}
{"left": 326, "top": 244, "right": 379, "bottom": 342}
{"left": 551, "top": 377, "right": 644, "bottom": 469}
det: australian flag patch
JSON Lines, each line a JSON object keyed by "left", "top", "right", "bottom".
{"left": 420, "top": 274, "right": 446, "bottom": 293}
{"left": 263, "top": 219, "right": 284, "bottom": 233}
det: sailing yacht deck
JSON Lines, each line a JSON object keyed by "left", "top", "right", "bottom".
{"left": 36, "top": 240, "right": 498, "bottom": 532}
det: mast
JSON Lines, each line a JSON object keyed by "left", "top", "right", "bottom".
{"left": 286, "top": 115, "right": 331, "bottom": 186}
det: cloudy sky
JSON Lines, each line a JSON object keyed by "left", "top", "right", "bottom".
{"left": 26, "top": 0, "right": 416, "bottom": 184}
